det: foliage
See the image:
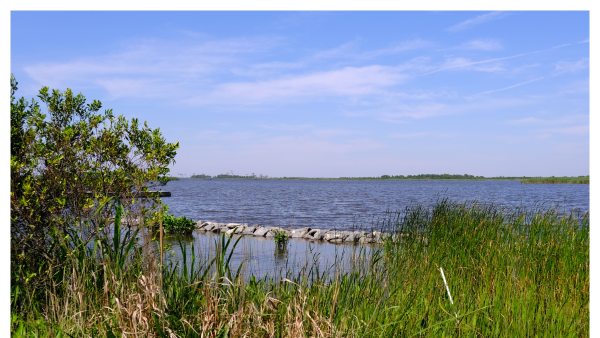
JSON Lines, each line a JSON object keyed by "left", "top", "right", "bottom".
{"left": 190, "top": 173, "right": 212, "bottom": 179}
{"left": 521, "top": 175, "right": 589, "bottom": 184}
{"left": 273, "top": 229, "right": 289, "bottom": 249}
{"left": 159, "top": 208, "right": 196, "bottom": 234}
{"left": 10, "top": 75, "right": 178, "bottom": 312}
{"left": 11, "top": 200, "right": 588, "bottom": 336}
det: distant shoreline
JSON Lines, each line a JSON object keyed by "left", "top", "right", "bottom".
{"left": 167, "top": 175, "right": 589, "bottom": 184}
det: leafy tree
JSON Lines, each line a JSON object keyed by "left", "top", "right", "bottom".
{"left": 10, "top": 75, "right": 179, "bottom": 300}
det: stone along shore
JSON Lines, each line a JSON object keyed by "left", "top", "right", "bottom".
{"left": 195, "top": 221, "right": 393, "bottom": 244}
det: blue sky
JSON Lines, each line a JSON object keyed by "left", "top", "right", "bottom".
{"left": 10, "top": 11, "right": 589, "bottom": 177}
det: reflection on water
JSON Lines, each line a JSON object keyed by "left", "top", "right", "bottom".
{"left": 159, "top": 231, "right": 375, "bottom": 280}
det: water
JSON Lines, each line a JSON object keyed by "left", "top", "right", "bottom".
{"left": 154, "top": 179, "right": 588, "bottom": 278}
{"left": 161, "top": 180, "right": 589, "bottom": 230}
{"left": 160, "top": 231, "right": 374, "bottom": 279}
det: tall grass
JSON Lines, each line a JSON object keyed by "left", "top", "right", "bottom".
{"left": 521, "top": 176, "right": 589, "bottom": 184}
{"left": 11, "top": 198, "right": 588, "bottom": 337}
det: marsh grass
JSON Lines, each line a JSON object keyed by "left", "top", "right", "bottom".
{"left": 11, "top": 198, "right": 588, "bottom": 337}
{"left": 521, "top": 176, "right": 589, "bottom": 184}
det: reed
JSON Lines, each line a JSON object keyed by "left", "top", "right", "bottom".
{"left": 521, "top": 176, "right": 589, "bottom": 184}
{"left": 11, "top": 199, "right": 588, "bottom": 337}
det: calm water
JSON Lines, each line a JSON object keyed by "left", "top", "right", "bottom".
{"left": 161, "top": 179, "right": 589, "bottom": 230}
{"left": 154, "top": 179, "right": 588, "bottom": 277}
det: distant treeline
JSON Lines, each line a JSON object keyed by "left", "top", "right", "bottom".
{"left": 341, "top": 174, "right": 488, "bottom": 180}
{"left": 187, "top": 173, "right": 529, "bottom": 181}
{"left": 190, "top": 173, "right": 269, "bottom": 179}
{"left": 185, "top": 173, "right": 589, "bottom": 182}
{"left": 521, "top": 176, "right": 589, "bottom": 184}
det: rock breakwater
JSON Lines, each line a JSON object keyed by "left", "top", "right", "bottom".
{"left": 194, "top": 221, "right": 392, "bottom": 244}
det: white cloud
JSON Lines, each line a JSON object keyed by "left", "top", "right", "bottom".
{"left": 507, "top": 114, "right": 588, "bottom": 126}
{"left": 347, "top": 96, "right": 534, "bottom": 123}
{"left": 438, "top": 57, "right": 505, "bottom": 73}
{"left": 23, "top": 36, "right": 282, "bottom": 98}
{"left": 388, "top": 132, "right": 433, "bottom": 138}
{"left": 538, "top": 125, "right": 589, "bottom": 135}
{"left": 554, "top": 59, "right": 589, "bottom": 74}
{"left": 447, "top": 12, "right": 507, "bottom": 32}
{"left": 192, "top": 65, "right": 408, "bottom": 105}
{"left": 312, "top": 39, "right": 432, "bottom": 61}
{"left": 312, "top": 129, "right": 366, "bottom": 138}
{"left": 359, "top": 39, "right": 433, "bottom": 59}
{"left": 468, "top": 77, "right": 545, "bottom": 97}
{"left": 458, "top": 39, "right": 503, "bottom": 51}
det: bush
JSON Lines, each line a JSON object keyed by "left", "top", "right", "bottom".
{"left": 10, "top": 75, "right": 179, "bottom": 310}
{"left": 159, "top": 209, "right": 196, "bottom": 234}
{"left": 273, "top": 229, "right": 289, "bottom": 249}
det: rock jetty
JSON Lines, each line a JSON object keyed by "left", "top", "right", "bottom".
{"left": 193, "top": 221, "right": 395, "bottom": 244}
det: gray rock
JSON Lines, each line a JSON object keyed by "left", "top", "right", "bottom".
{"left": 302, "top": 229, "right": 320, "bottom": 240}
{"left": 290, "top": 227, "right": 310, "bottom": 238}
{"left": 306, "top": 229, "right": 318, "bottom": 236}
{"left": 242, "top": 225, "right": 259, "bottom": 235}
{"left": 253, "top": 227, "right": 269, "bottom": 237}
{"left": 359, "top": 236, "right": 376, "bottom": 244}
{"left": 311, "top": 229, "right": 328, "bottom": 240}
{"left": 196, "top": 221, "right": 208, "bottom": 230}
{"left": 344, "top": 231, "right": 362, "bottom": 243}
{"left": 233, "top": 225, "right": 246, "bottom": 234}
{"left": 226, "top": 223, "right": 247, "bottom": 229}
{"left": 372, "top": 231, "right": 383, "bottom": 243}
{"left": 225, "top": 228, "right": 236, "bottom": 236}
{"left": 329, "top": 238, "right": 344, "bottom": 243}
{"left": 203, "top": 223, "right": 215, "bottom": 231}
{"left": 213, "top": 225, "right": 229, "bottom": 233}
{"left": 265, "top": 230, "right": 275, "bottom": 237}
{"left": 324, "top": 231, "right": 347, "bottom": 242}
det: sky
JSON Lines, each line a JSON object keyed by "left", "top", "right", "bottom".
{"left": 10, "top": 11, "right": 589, "bottom": 178}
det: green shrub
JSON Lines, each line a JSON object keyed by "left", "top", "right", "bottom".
{"left": 158, "top": 208, "right": 196, "bottom": 234}
{"left": 10, "top": 74, "right": 178, "bottom": 312}
{"left": 273, "top": 229, "right": 289, "bottom": 249}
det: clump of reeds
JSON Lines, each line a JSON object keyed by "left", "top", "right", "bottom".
{"left": 521, "top": 176, "right": 589, "bottom": 184}
{"left": 11, "top": 198, "right": 588, "bottom": 337}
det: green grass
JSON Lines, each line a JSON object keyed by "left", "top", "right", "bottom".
{"left": 521, "top": 176, "right": 589, "bottom": 184}
{"left": 11, "top": 199, "right": 588, "bottom": 337}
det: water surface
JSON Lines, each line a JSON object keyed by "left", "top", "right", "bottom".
{"left": 161, "top": 180, "right": 589, "bottom": 230}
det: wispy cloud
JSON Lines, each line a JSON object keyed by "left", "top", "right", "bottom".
{"left": 538, "top": 125, "right": 589, "bottom": 135}
{"left": 468, "top": 77, "right": 545, "bottom": 97}
{"left": 388, "top": 132, "right": 433, "bottom": 138}
{"left": 457, "top": 39, "right": 503, "bottom": 51}
{"left": 257, "top": 123, "right": 312, "bottom": 131}
{"left": 419, "top": 52, "right": 532, "bottom": 76}
{"left": 312, "top": 129, "right": 366, "bottom": 138}
{"left": 347, "top": 96, "right": 534, "bottom": 123}
{"left": 192, "top": 65, "right": 408, "bottom": 105}
{"left": 311, "top": 38, "right": 432, "bottom": 61}
{"left": 507, "top": 115, "right": 588, "bottom": 126}
{"left": 554, "top": 58, "right": 589, "bottom": 74}
{"left": 23, "top": 36, "right": 282, "bottom": 98}
{"left": 359, "top": 39, "right": 433, "bottom": 59}
{"left": 447, "top": 12, "right": 507, "bottom": 32}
